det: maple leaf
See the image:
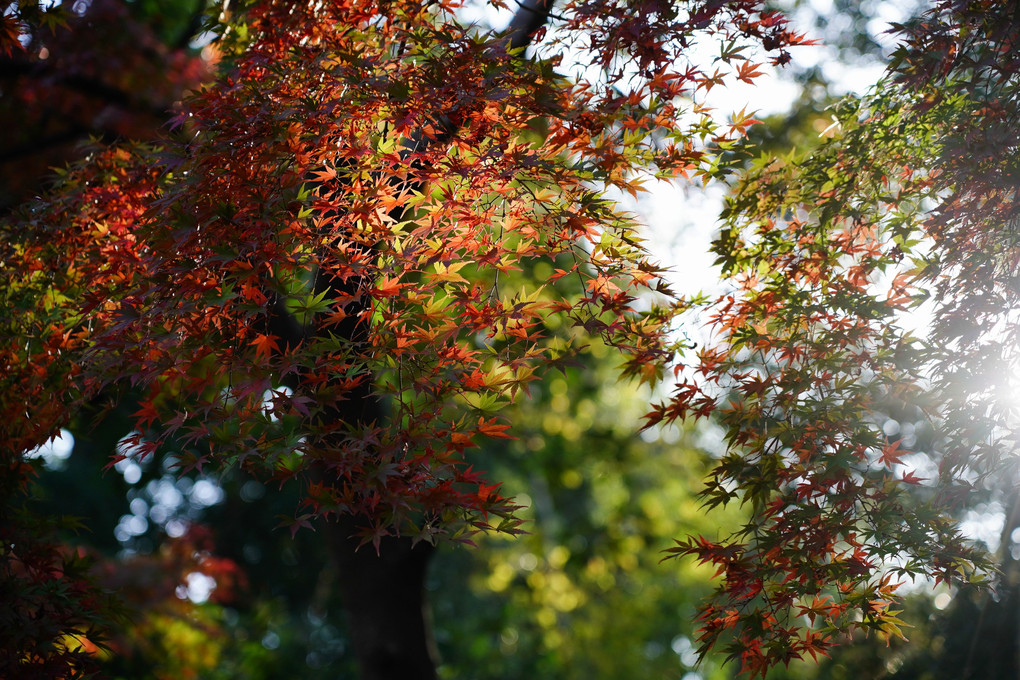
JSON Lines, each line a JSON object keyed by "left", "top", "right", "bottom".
{"left": 877, "top": 439, "right": 905, "bottom": 468}
{"left": 250, "top": 333, "right": 281, "bottom": 362}
{"left": 0, "top": 14, "right": 24, "bottom": 57}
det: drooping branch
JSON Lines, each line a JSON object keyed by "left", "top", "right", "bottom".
{"left": 506, "top": 0, "right": 554, "bottom": 51}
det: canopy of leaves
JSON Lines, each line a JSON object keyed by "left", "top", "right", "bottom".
{"left": 2, "top": 0, "right": 805, "bottom": 675}
{"left": 654, "top": 0, "right": 1020, "bottom": 675}
{"left": 14, "top": 0, "right": 1020, "bottom": 676}
{"left": 3, "top": 0, "right": 801, "bottom": 534}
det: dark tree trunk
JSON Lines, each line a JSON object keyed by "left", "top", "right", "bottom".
{"left": 330, "top": 518, "right": 438, "bottom": 680}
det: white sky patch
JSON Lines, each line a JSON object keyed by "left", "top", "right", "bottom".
{"left": 166, "top": 519, "right": 188, "bottom": 538}
{"left": 262, "top": 385, "right": 293, "bottom": 421}
{"left": 190, "top": 478, "right": 225, "bottom": 507}
{"left": 113, "top": 457, "right": 142, "bottom": 485}
{"left": 456, "top": 0, "right": 509, "bottom": 33}
{"left": 177, "top": 571, "right": 217, "bottom": 604}
{"left": 637, "top": 22, "right": 886, "bottom": 295}
{"left": 24, "top": 429, "right": 75, "bottom": 470}
{"left": 959, "top": 502, "right": 1005, "bottom": 552}
{"left": 114, "top": 513, "right": 149, "bottom": 543}
{"left": 115, "top": 431, "right": 148, "bottom": 484}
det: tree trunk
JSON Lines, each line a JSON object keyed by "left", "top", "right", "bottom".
{"left": 330, "top": 517, "right": 438, "bottom": 680}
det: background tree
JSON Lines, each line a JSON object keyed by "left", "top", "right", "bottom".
{"left": 0, "top": 0, "right": 211, "bottom": 209}
{"left": 660, "top": 0, "right": 1020, "bottom": 675}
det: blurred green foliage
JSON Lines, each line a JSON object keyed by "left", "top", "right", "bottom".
{"left": 428, "top": 343, "right": 746, "bottom": 680}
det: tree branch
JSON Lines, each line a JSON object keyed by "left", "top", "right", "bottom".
{"left": 506, "top": 0, "right": 555, "bottom": 51}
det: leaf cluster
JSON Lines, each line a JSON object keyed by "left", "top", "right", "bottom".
{"left": 655, "top": 0, "right": 1020, "bottom": 675}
